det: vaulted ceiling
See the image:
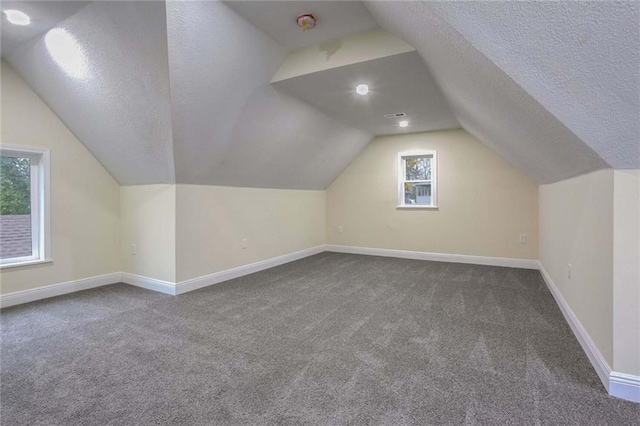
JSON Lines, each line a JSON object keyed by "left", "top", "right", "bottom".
{"left": 2, "top": 1, "right": 638, "bottom": 188}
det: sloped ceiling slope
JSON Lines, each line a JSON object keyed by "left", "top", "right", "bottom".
{"left": 166, "top": 1, "right": 372, "bottom": 189}
{"left": 365, "top": 1, "right": 611, "bottom": 184}
{"left": 6, "top": 1, "right": 630, "bottom": 188}
{"left": 5, "top": 1, "right": 175, "bottom": 185}
{"left": 426, "top": 1, "right": 640, "bottom": 170}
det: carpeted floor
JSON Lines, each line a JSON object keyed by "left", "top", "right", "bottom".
{"left": 1, "top": 253, "right": 639, "bottom": 425}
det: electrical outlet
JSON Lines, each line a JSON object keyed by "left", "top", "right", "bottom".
{"left": 567, "top": 263, "right": 572, "bottom": 280}
{"left": 241, "top": 238, "right": 248, "bottom": 249}
{"left": 337, "top": 226, "right": 343, "bottom": 234}
{"left": 131, "top": 243, "right": 136, "bottom": 256}
{"left": 519, "top": 234, "right": 527, "bottom": 244}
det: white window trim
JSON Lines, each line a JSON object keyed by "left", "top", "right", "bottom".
{"left": 397, "top": 150, "right": 438, "bottom": 209}
{"left": 0, "top": 144, "right": 51, "bottom": 268}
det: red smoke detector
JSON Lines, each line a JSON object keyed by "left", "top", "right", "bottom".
{"left": 296, "top": 13, "right": 317, "bottom": 31}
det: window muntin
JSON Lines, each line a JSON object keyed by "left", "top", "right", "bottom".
{"left": 0, "top": 145, "right": 50, "bottom": 267}
{"left": 398, "top": 151, "right": 437, "bottom": 208}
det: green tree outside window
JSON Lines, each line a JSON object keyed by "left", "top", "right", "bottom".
{"left": 0, "top": 156, "right": 31, "bottom": 215}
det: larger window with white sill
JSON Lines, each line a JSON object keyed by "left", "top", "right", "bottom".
{"left": 0, "top": 145, "right": 50, "bottom": 267}
{"left": 398, "top": 151, "right": 437, "bottom": 208}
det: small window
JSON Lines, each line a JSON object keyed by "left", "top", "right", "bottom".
{"left": 0, "top": 145, "right": 50, "bottom": 267}
{"left": 398, "top": 151, "right": 437, "bottom": 208}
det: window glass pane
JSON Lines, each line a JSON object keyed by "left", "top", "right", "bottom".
{"left": 404, "top": 182, "right": 432, "bottom": 205}
{"left": 405, "top": 156, "right": 431, "bottom": 181}
{"left": 0, "top": 156, "right": 32, "bottom": 259}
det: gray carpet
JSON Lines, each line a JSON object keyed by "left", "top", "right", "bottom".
{"left": 1, "top": 253, "right": 639, "bottom": 425}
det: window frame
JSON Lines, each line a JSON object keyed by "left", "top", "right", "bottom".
{"left": 0, "top": 144, "right": 51, "bottom": 268}
{"left": 397, "top": 150, "right": 438, "bottom": 209}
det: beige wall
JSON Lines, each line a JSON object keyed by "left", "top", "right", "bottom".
{"left": 120, "top": 185, "right": 176, "bottom": 283}
{"left": 613, "top": 170, "right": 640, "bottom": 376}
{"left": 539, "top": 169, "right": 614, "bottom": 366}
{"left": 176, "top": 185, "right": 325, "bottom": 282}
{"left": 326, "top": 129, "right": 538, "bottom": 260}
{"left": 0, "top": 60, "right": 120, "bottom": 294}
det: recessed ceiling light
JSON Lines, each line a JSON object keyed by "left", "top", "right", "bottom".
{"left": 355, "top": 84, "right": 369, "bottom": 96}
{"left": 399, "top": 120, "right": 409, "bottom": 128}
{"left": 4, "top": 9, "right": 30, "bottom": 26}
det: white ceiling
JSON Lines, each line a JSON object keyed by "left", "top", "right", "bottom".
{"left": 273, "top": 51, "right": 459, "bottom": 135}
{"left": 425, "top": 1, "right": 640, "bottom": 170}
{"left": 365, "top": 1, "right": 612, "bottom": 183}
{"left": 5, "top": 1, "right": 176, "bottom": 184}
{"left": 1, "top": 1, "right": 87, "bottom": 56}
{"left": 166, "top": 0, "right": 372, "bottom": 189}
{"left": 224, "top": 0, "right": 379, "bottom": 51}
{"left": 2, "top": 1, "right": 637, "bottom": 188}
{"left": 4, "top": 0, "right": 372, "bottom": 188}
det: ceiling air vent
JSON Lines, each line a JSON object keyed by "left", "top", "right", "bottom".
{"left": 384, "top": 112, "right": 407, "bottom": 119}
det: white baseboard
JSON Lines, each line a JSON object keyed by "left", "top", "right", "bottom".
{"left": 325, "top": 244, "right": 539, "bottom": 269}
{"left": 609, "top": 372, "right": 640, "bottom": 403}
{"left": 0, "top": 245, "right": 537, "bottom": 308}
{"left": 0, "top": 272, "right": 121, "bottom": 309}
{"left": 120, "top": 272, "right": 176, "bottom": 295}
{"left": 175, "top": 245, "right": 326, "bottom": 294}
{"left": 537, "top": 263, "right": 612, "bottom": 391}
{"left": 0, "top": 246, "right": 325, "bottom": 306}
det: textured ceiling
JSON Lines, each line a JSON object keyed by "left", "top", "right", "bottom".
{"left": 4, "top": 0, "right": 371, "bottom": 188}
{"left": 273, "top": 51, "right": 459, "bottom": 135}
{"left": 166, "top": 0, "right": 372, "bottom": 189}
{"left": 365, "top": 1, "right": 612, "bottom": 184}
{"left": 5, "top": 1, "right": 175, "bottom": 185}
{"left": 425, "top": 1, "right": 640, "bottom": 169}
{"left": 2, "top": 1, "right": 637, "bottom": 188}
{"left": 224, "top": 1, "right": 379, "bottom": 51}
{"left": 1, "top": 1, "right": 87, "bottom": 56}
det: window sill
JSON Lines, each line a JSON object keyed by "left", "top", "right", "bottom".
{"left": 0, "top": 258, "right": 53, "bottom": 270}
{"left": 396, "top": 205, "right": 439, "bottom": 210}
